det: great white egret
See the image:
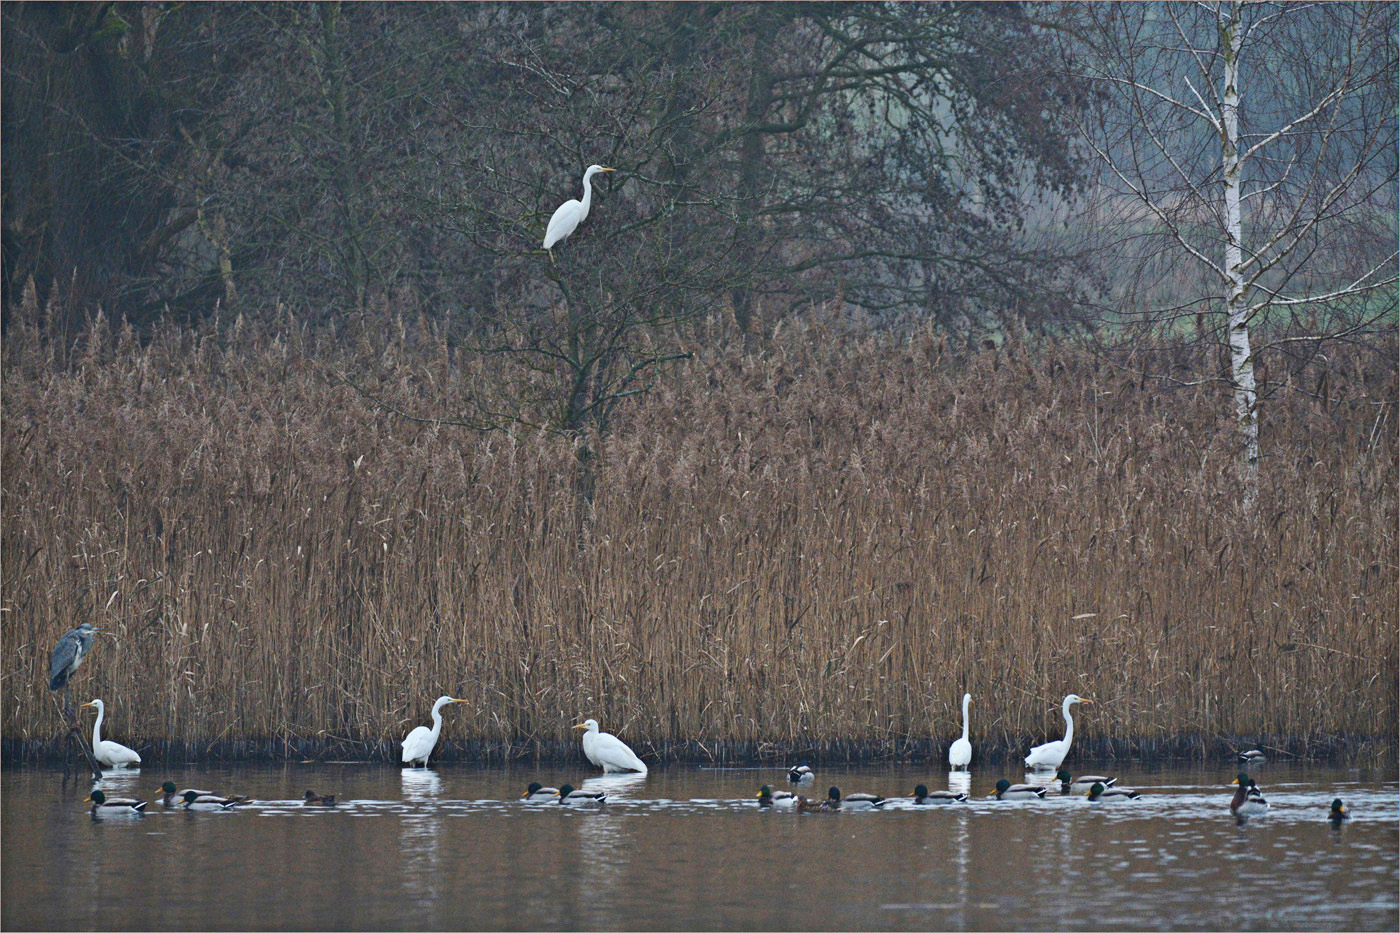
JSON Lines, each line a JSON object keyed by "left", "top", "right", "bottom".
{"left": 758, "top": 785, "right": 796, "bottom": 809}
{"left": 1328, "top": 798, "right": 1349, "bottom": 824}
{"left": 1024, "top": 694, "right": 1092, "bottom": 771}
{"left": 555, "top": 784, "right": 606, "bottom": 806}
{"left": 948, "top": 693, "right": 973, "bottom": 770}
{"left": 542, "top": 165, "right": 615, "bottom": 255}
{"left": 522, "top": 781, "right": 560, "bottom": 802}
{"left": 573, "top": 718, "right": 647, "bottom": 773}
{"left": 989, "top": 779, "right": 1047, "bottom": 800}
{"left": 156, "top": 781, "right": 249, "bottom": 807}
{"left": 825, "top": 786, "right": 885, "bottom": 810}
{"left": 85, "top": 790, "right": 146, "bottom": 813}
{"left": 401, "top": 696, "right": 469, "bottom": 767}
{"left": 1085, "top": 782, "right": 1141, "bottom": 802}
{"left": 1054, "top": 770, "right": 1117, "bottom": 794}
{"left": 787, "top": 764, "right": 814, "bottom": 784}
{"left": 79, "top": 699, "right": 141, "bottom": 768}
{"left": 1230, "top": 774, "right": 1268, "bottom": 818}
{"left": 302, "top": 790, "right": 337, "bottom": 806}
{"left": 912, "top": 784, "right": 967, "bottom": 804}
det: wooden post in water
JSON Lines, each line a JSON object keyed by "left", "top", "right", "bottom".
{"left": 52, "top": 694, "right": 103, "bottom": 783}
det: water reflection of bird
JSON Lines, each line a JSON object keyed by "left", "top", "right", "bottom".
{"left": 79, "top": 700, "right": 141, "bottom": 768}
{"left": 1055, "top": 770, "right": 1117, "bottom": 794}
{"left": 556, "top": 784, "right": 606, "bottom": 806}
{"left": 825, "top": 786, "right": 884, "bottom": 810}
{"left": 1239, "top": 749, "right": 1267, "bottom": 764}
{"left": 758, "top": 785, "right": 796, "bottom": 809}
{"left": 523, "top": 781, "right": 560, "bottom": 802}
{"left": 1085, "top": 782, "right": 1141, "bottom": 802}
{"left": 1025, "top": 694, "right": 1092, "bottom": 771}
{"left": 912, "top": 784, "right": 967, "bottom": 804}
{"left": 401, "top": 696, "right": 470, "bottom": 767}
{"left": 303, "top": 790, "right": 337, "bottom": 806}
{"left": 989, "top": 779, "right": 1047, "bottom": 800}
{"left": 85, "top": 790, "right": 145, "bottom": 814}
{"left": 573, "top": 719, "right": 647, "bottom": 773}
{"left": 1230, "top": 774, "right": 1268, "bottom": 818}
{"left": 948, "top": 693, "right": 973, "bottom": 771}
{"left": 787, "top": 764, "right": 815, "bottom": 784}
{"left": 1328, "top": 798, "right": 1349, "bottom": 824}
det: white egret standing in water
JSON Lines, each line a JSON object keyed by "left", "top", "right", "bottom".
{"left": 948, "top": 693, "right": 972, "bottom": 771}
{"left": 573, "top": 718, "right": 647, "bottom": 773}
{"left": 401, "top": 696, "right": 470, "bottom": 767}
{"left": 1024, "top": 694, "right": 1092, "bottom": 772}
{"left": 79, "top": 699, "right": 141, "bottom": 768}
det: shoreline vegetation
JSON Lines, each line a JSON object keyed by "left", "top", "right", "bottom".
{"left": 3, "top": 299, "right": 1396, "bottom": 765}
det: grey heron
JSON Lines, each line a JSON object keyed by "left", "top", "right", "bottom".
{"left": 48, "top": 623, "right": 101, "bottom": 724}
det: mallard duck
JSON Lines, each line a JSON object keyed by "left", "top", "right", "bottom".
{"left": 1085, "top": 782, "right": 1141, "bottom": 802}
{"left": 401, "top": 696, "right": 470, "bottom": 767}
{"left": 758, "top": 785, "right": 796, "bottom": 809}
{"left": 522, "top": 781, "right": 560, "bottom": 802}
{"left": 948, "top": 693, "right": 973, "bottom": 771}
{"left": 1238, "top": 749, "right": 1267, "bottom": 764}
{"left": 79, "top": 700, "right": 141, "bottom": 769}
{"left": 825, "top": 786, "right": 884, "bottom": 810}
{"left": 1229, "top": 774, "right": 1268, "bottom": 818}
{"left": 794, "top": 795, "right": 832, "bottom": 814}
{"left": 989, "top": 779, "right": 1046, "bottom": 800}
{"left": 180, "top": 790, "right": 244, "bottom": 810}
{"left": 85, "top": 790, "right": 146, "bottom": 814}
{"left": 556, "top": 784, "right": 606, "bottom": 806}
{"left": 573, "top": 719, "right": 647, "bottom": 773}
{"left": 1024, "top": 694, "right": 1092, "bottom": 771}
{"left": 1328, "top": 798, "right": 1349, "bottom": 824}
{"left": 302, "top": 790, "right": 337, "bottom": 806}
{"left": 156, "top": 781, "right": 249, "bottom": 807}
{"left": 1055, "top": 770, "right": 1117, "bottom": 794}
{"left": 912, "top": 784, "right": 967, "bottom": 804}
{"left": 787, "top": 764, "right": 815, "bottom": 785}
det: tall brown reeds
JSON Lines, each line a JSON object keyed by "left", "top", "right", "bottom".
{"left": 2, "top": 291, "right": 1395, "bottom": 763}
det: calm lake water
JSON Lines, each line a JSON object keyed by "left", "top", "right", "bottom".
{"left": 2, "top": 760, "right": 1395, "bottom": 931}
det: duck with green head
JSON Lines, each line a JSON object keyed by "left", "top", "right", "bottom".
{"left": 1328, "top": 798, "right": 1349, "bottom": 824}
{"left": 825, "top": 786, "right": 885, "bottom": 810}
{"left": 989, "top": 779, "right": 1046, "bottom": 801}
{"left": 157, "top": 781, "right": 249, "bottom": 808}
{"left": 1055, "top": 770, "right": 1117, "bottom": 794}
{"left": 912, "top": 784, "right": 967, "bottom": 804}
{"left": 758, "top": 785, "right": 796, "bottom": 809}
{"left": 556, "top": 784, "right": 606, "bottom": 806}
{"left": 1085, "top": 782, "right": 1141, "bottom": 802}
{"left": 85, "top": 790, "right": 146, "bottom": 814}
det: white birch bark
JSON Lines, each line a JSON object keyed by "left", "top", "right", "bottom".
{"left": 1219, "top": 0, "right": 1259, "bottom": 510}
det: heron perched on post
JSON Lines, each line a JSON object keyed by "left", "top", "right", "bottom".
{"left": 49, "top": 624, "right": 101, "bottom": 719}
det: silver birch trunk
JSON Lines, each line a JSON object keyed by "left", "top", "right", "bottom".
{"left": 1219, "top": 0, "right": 1259, "bottom": 510}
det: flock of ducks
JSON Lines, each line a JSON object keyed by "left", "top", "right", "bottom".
{"left": 71, "top": 691, "right": 1351, "bottom": 825}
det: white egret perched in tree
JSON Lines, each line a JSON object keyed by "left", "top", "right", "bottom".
{"left": 948, "top": 693, "right": 972, "bottom": 771}
{"left": 1024, "top": 694, "right": 1092, "bottom": 772}
{"left": 79, "top": 699, "right": 141, "bottom": 769}
{"left": 542, "top": 164, "right": 615, "bottom": 258}
{"left": 401, "top": 696, "right": 470, "bottom": 767}
{"left": 573, "top": 718, "right": 647, "bottom": 773}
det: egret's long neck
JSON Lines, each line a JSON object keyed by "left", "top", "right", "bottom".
{"left": 961, "top": 698, "right": 971, "bottom": 742}
{"left": 92, "top": 705, "right": 104, "bottom": 747}
{"left": 429, "top": 701, "right": 447, "bottom": 742}
{"left": 1061, "top": 700, "right": 1075, "bottom": 745}
{"left": 578, "top": 172, "right": 595, "bottom": 224}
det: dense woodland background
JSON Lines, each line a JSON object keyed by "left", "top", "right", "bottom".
{"left": 2, "top": 1, "right": 1396, "bottom": 760}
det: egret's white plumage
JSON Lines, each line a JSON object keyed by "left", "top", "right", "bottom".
{"left": 948, "top": 693, "right": 973, "bottom": 770}
{"left": 543, "top": 165, "right": 615, "bottom": 252}
{"left": 573, "top": 718, "right": 647, "bottom": 773}
{"left": 401, "top": 696, "right": 469, "bottom": 767}
{"left": 80, "top": 699, "right": 141, "bottom": 769}
{"left": 1024, "top": 694, "right": 1092, "bottom": 771}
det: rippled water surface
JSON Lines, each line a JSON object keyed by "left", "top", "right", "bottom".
{"left": 3, "top": 761, "right": 1395, "bottom": 931}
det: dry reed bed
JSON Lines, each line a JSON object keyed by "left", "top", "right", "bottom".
{"left": 2, "top": 305, "right": 1395, "bottom": 762}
